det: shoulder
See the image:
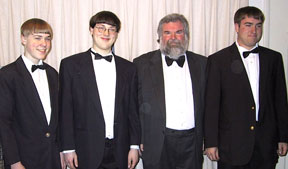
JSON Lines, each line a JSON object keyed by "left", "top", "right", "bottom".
{"left": 0, "top": 58, "right": 21, "bottom": 77}
{"left": 259, "top": 46, "right": 282, "bottom": 57}
{"left": 133, "top": 50, "right": 160, "bottom": 64}
{"left": 59, "top": 50, "right": 92, "bottom": 73}
{"left": 186, "top": 51, "right": 207, "bottom": 62}
{"left": 114, "top": 55, "right": 136, "bottom": 73}
{"left": 44, "top": 63, "right": 58, "bottom": 76}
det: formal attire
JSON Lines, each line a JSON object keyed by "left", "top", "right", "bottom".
{"left": 133, "top": 50, "right": 206, "bottom": 169}
{"left": 59, "top": 49, "right": 141, "bottom": 169}
{"left": 204, "top": 43, "right": 288, "bottom": 168}
{"left": 0, "top": 56, "right": 61, "bottom": 169}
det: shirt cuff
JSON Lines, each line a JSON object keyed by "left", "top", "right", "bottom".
{"left": 130, "top": 145, "right": 139, "bottom": 150}
{"left": 63, "top": 150, "right": 75, "bottom": 153}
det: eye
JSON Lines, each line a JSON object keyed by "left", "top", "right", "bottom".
{"left": 176, "top": 30, "right": 184, "bottom": 35}
{"left": 109, "top": 28, "right": 117, "bottom": 33}
{"left": 45, "top": 37, "right": 52, "bottom": 41}
{"left": 256, "top": 24, "right": 262, "bottom": 28}
{"left": 163, "top": 31, "right": 171, "bottom": 35}
{"left": 34, "top": 36, "right": 42, "bottom": 40}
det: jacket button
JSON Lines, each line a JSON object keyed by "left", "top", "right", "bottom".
{"left": 251, "top": 106, "right": 255, "bottom": 110}
{"left": 45, "top": 132, "right": 50, "bottom": 138}
{"left": 250, "top": 126, "right": 254, "bottom": 130}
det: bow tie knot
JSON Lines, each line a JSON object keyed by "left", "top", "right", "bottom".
{"left": 243, "top": 47, "right": 259, "bottom": 58}
{"left": 31, "top": 64, "right": 47, "bottom": 72}
{"left": 165, "top": 55, "right": 185, "bottom": 67}
{"left": 90, "top": 49, "right": 112, "bottom": 62}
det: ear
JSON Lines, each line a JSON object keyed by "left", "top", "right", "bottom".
{"left": 234, "top": 23, "right": 240, "bottom": 33}
{"left": 89, "top": 27, "right": 94, "bottom": 36}
{"left": 21, "top": 35, "right": 27, "bottom": 46}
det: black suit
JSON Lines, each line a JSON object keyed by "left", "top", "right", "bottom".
{"left": 59, "top": 50, "right": 141, "bottom": 169}
{"left": 134, "top": 50, "right": 206, "bottom": 169}
{"left": 0, "top": 57, "right": 61, "bottom": 169}
{"left": 204, "top": 43, "right": 288, "bottom": 166}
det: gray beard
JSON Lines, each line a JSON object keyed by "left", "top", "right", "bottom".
{"left": 160, "top": 39, "right": 188, "bottom": 59}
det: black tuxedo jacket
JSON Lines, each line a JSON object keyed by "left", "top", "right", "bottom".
{"left": 133, "top": 50, "right": 206, "bottom": 169}
{"left": 0, "top": 57, "right": 61, "bottom": 169}
{"left": 59, "top": 50, "right": 141, "bottom": 169}
{"left": 204, "top": 43, "right": 288, "bottom": 165}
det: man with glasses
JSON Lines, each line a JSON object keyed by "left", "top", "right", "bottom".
{"left": 59, "top": 11, "right": 141, "bottom": 169}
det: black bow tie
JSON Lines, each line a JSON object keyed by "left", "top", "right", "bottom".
{"left": 31, "top": 64, "right": 47, "bottom": 72}
{"left": 243, "top": 47, "right": 259, "bottom": 58}
{"left": 165, "top": 55, "right": 185, "bottom": 67}
{"left": 90, "top": 50, "right": 112, "bottom": 62}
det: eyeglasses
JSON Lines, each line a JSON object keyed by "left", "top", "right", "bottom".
{"left": 95, "top": 26, "right": 117, "bottom": 34}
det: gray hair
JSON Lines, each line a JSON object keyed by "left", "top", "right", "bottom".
{"left": 157, "top": 13, "right": 190, "bottom": 42}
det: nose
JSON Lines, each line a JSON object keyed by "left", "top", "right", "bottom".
{"left": 251, "top": 26, "right": 256, "bottom": 33}
{"left": 103, "top": 28, "right": 110, "bottom": 36}
{"left": 170, "top": 32, "right": 176, "bottom": 39}
{"left": 40, "top": 39, "right": 47, "bottom": 47}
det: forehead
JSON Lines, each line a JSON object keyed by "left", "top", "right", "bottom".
{"left": 95, "top": 23, "right": 116, "bottom": 27}
{"left": 162, "top": 21, "right": 184, "bottom": 31}
{"left": 240, "top": 16, "right": 263, "bottom": 24}
{"left": 28, "top": 32, "right": 51, "bottom": 38}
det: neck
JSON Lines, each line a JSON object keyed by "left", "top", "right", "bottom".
{"left": 92, "top": 46, "right": 112, "bottom": 55}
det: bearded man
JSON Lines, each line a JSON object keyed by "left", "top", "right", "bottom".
{"left": 133, "top": 13, "right": 207, "bottom": 169}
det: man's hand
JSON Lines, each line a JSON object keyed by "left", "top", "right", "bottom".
{"left": 128, "top": 149, "right": 139, "bottom": 169}
{"left": 11, "top": 162, "right": 26, "bottom": 169}
{"left": 205, "top": 147, "right": 220, "bottom": 161}
{"left": 139, "top": 144, "right": 144, "bottom": 156}
{"left": 64, "top": 152, "right": 78, "bottom": 169}
{"left": 60, "top": 152, "right": 67, "bottom": 169}
{"left": 278, "top": 142, "right": 288, "bottom": 156}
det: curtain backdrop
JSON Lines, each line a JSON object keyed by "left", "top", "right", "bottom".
{"left": 1, "top": 0, "right": 287, "bottom": 169}
{"left": 0, "top": 0, "right": 248, "bottom": 68}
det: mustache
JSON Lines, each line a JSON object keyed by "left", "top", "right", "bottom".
{"left": 167, "top": 39, "right": 182, "bottom": 46}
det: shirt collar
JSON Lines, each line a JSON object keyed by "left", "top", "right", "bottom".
{"left": 21, "top": 55, "right": 43, "bottom": 73}
{"left": 236, "top": 41, "right": 258, "bottom": 58}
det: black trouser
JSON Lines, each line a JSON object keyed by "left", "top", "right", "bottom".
{"left": 160, "top": 128, "right": 197, "bottom": 169}
{"left": 98, "top": 138, "right": 119, "bottom": 169}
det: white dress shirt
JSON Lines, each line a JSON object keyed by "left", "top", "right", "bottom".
{"left": 22, "top": 55, "right": 52, "bottom": 124}
{"left": 236, "top": 42, "right": 260, "bottom": 121}
{"left": 91, "top": 48, "right": 116, "bottom": 139}
{"left": 161, "top": 53, "right": 195, "bottom": 130}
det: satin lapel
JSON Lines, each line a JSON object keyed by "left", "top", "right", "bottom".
{"left": 46, "top": 66, "right": 58, "bottom": 128}
{"left": 114, "top": 56, "right": 123, "bottom": 121}
{"left": 186, "top": 53, "right": 201, "bottom": 124}
{"left": 258, "top": 47, "right": 267, "bottom": 122}
{"left": 15, "top": 57, "right": 48, "bottom": 125}
{"left": 149, "top": 51, "right": 166, "bottom": 120}
{"left": 229, "top": 43, "right": 255, "bottom": 102}
{"left": 79, "top": 51, "right": 104, "bottom": 117}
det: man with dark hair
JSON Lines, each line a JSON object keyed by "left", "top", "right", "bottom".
{"left": 205, "top": 6, "right": 288, "bottom": 169}
{"left": 59, "top": 11, "right": 141, "bottom": 169}
{"left": 0, "top": 18, "right": 64, "bottom": 169}
{"left": 134, "top": 13, "right": 206, "bottom": 169}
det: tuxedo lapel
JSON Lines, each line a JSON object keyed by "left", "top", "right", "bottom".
{"left": 114, "top": 56, "right": 123, "bottom": 120}
{"left": 79, "top": 51, "right": 104, "bottom": 117}
{"left": 229, "top": 44, "right": 255, "bottom": 102}
{"left": 186, "top": 53, "right": 201, "bottom": 122}
{"left": 149, "top": 51, "right": 166, "bottom": 120}
{"left": 46, "top": 66, "right": 58, "bottom": 128}
{"left": 258, "top": 46, "right": 268, "bottom": 122}
{"left": 15, "top": 57, "right": 48, "bottom": 126}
